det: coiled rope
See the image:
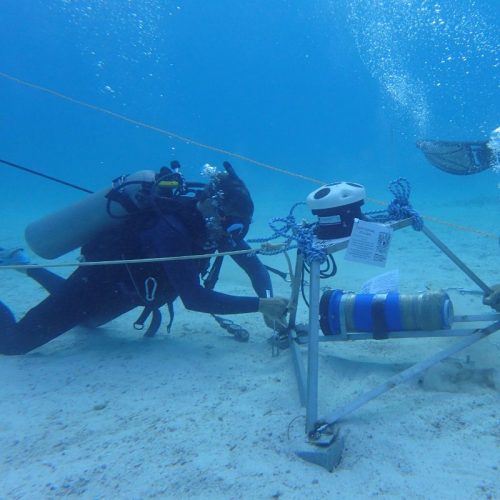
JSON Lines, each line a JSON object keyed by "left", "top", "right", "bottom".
{"left": 248, "top": 203, "right": 327, "bottom": 264}
{"left": 250, "top": 178, "right": 424, "bottom": 264}
{"left": 365, "top": 178, "right": 424, "bottom": 230}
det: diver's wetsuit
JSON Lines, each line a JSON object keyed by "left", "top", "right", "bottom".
{"left": 0, "top": 210, "right": 272, "bottom": 355}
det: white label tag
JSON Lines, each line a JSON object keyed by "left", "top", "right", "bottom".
{"left": 344, "top": 219, "right": 393, "bottom": 267}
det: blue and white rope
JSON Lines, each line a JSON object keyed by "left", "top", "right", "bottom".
{"left": 250, "top": 178, "right": 423, "bottom": 263}
{"left": 366, "top": 178, "right": 423, "bottom": 230}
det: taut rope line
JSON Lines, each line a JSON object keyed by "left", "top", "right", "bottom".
{"left": 0, "top": 71, "right": 322, "bottom": 186}
{"left": 0, "top": 248, "right": 255, "bottom": 271}
{"left": 0, "top": 71, "right": 497, "bottom": 241}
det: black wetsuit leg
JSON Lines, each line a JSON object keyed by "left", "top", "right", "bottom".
{"left": 26, "top": 267, "right": 66, "bottom": 294}
{"left": 24, "top": 268, "right": 109, "bottom": 328}
{"left": 0, "top": 266, "right": 139, "bottom": 355}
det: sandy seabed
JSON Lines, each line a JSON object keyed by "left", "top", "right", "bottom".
{"left": 0, "top": 201, "right": 499, "bottom": 499}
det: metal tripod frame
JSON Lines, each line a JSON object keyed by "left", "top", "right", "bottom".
{"left": 287, "top": 217, "right": 499, "bottom": 445}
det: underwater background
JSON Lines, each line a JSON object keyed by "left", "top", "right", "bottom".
{"left": 1, "top": 3, "right": 500, "bottom": 496}
{"left": 0, "top": 0, "right": 499, "bottom": 251}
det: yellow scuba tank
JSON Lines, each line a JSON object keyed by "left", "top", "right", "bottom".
{"left": 25, "top": 170, "right": 157, "bottom": 259}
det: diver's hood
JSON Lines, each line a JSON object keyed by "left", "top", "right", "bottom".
{"left": 201, "top": 161, "right": 254, "bottom": 237}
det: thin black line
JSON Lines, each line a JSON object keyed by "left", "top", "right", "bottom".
{"left": 0, "top": 158, "right": 93, "bottom": 193}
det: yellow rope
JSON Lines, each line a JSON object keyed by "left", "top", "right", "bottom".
{"left": 422, "top": 214, "right": 498, "bottom": 240}
{"left": 0, "top": 71, "right": 497, "bottom": 241}
{"left": 0, "top": 71, "right": 321, "bottom": 185}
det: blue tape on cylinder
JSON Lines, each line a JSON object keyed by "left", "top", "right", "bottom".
{"left": 319, "top": 289, "right": 453, "bottom": 335}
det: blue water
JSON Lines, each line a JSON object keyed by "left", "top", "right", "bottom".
{"left": 1, "top": 0, "right": 498, "bottom": 223}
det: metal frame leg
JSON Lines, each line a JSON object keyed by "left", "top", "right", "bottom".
{"left": 320, "top": 320, "right": 500, "bottom": 427}
{"left": 306, "top": 259, "right": 321, "bottom": 434}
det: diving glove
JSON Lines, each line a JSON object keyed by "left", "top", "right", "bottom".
{"left": 258, "top": 297, "right": 288, "bottom": 319}
{"left": 483, "top": 284, "right": 500, "bottom": 312}
{"left": 259, "top": 297, "right": 288, "bottom": 331}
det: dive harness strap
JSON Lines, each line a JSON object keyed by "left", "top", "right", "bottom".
{"left": 125, "top": 261, "right": 175, "bottom": 337}
{"left": 203, "top": 255, "right": 224, "bottom": 290}
{"left": 133, "top": 301, "right": 175, "bottom": 337}
{"left": 106, "top": 186, "right": 140, "bottom": 215}
{"left": 134, "top": 307, "right": 162, "bottom": 337}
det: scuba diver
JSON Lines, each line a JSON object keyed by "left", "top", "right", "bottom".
{"left": 0, "top": 161, "right": 288, "bottom": 355}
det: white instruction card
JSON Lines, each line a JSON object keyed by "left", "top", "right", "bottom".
{"left": 344, "top": 219, "right": 393, "bottom": 267}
